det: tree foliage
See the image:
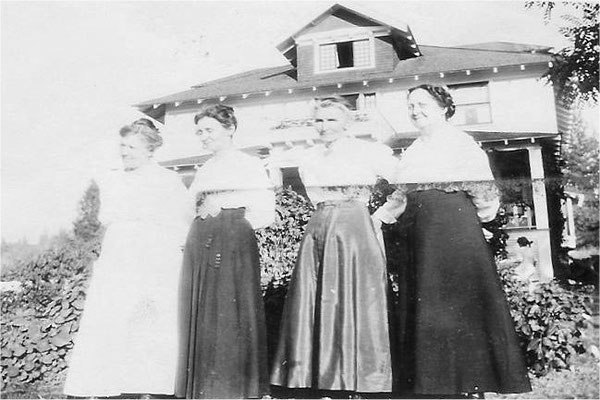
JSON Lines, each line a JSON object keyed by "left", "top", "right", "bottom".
{"left": 562, "top": 114, "right": 600, "bottom": 193}
{"left": 561, "top": 111, "right": 599, "bottom": 247}
{"left": 526, "top": 1, "right": 599, "bottom": 105}
{"left": 72, "top": 180, "right": 101, "bottom": 241}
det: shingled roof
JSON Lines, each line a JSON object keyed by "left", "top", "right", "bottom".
{"left": 455, "top": 41, "right": 553, "bottom": 53}
{"left": 136, "top": 43, "right": 552, "bottom": 108}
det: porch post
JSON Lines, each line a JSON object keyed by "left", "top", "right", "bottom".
{"left": 527, "top": 145, "right": 554, "bottom": 281}
{"left": 563, "top": 195, "right": 577, "bottom": 248}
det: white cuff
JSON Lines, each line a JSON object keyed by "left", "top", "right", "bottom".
{"left": 373, "top": 207, "right": 397, "bottom": 224}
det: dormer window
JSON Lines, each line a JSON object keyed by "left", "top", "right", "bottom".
{"left": 318, "top": 38, "right": 373, "bottom": 71}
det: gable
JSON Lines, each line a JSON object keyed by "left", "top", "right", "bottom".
{"left": 277, "top": 2, "right": 418, "bottom": 77}
{"left": 298, "top": 11, "right": 381, "bottom": 37}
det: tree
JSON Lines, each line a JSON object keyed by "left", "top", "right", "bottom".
{"left": 73, "top": 180, "right": 101, "bottom": 241}
{"left": 562, "top": 111, "right": 599, "bottom": 247}
{"left": 525, "top": 1, "right": 599, "bottom": 105}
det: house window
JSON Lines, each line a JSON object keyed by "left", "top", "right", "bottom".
{"left": 318, "top": 39, "right": 372, "bottom": 71}
{"left": 339, "top": 93, "right": 377, "bottom": 111}
{"left": 449, "top": 82, "right": 492, "bottom": 125}
{"left": 281, "top": 167, "right": 308, "bottom": 199}
{"left": 341, "top": 94, "right": 359, "bottom": 110}
{"left": 363, "top": 93, "right": 377, "bottom": 110}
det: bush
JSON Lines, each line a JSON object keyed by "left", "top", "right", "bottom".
{"left": 2, "top": 188, "right": 593, "bottom": 392}
{"left": 256, "top": 187, "right": 314, "bottom": 292}
{"left": 1, "top": 235, "right": 101, "bottom": 390}
{"left": 256, "top": 188, "right": 314, "bottom": 362}
{"left": 498, "top": 261, "right": 593, "bottom": 376}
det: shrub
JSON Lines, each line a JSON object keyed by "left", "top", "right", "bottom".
{"left": 256, "top": 187, "right": 314, "bottom": 292}
{"left": 2, "top": 188, "right": 594, "bottom": 391}
{"left": 256, "top": 188, "right": 314, "bottom": 363}
{"left": 497, "top": 261, "right": 593, "bottom": 376}
{"left": 1, "top": 235, "right": 100, "bottom": 390}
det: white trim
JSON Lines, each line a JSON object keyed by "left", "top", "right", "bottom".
{"left": 297, "top": 26, "right": 388, "bottom": 45}
{"left": 313, "top": 32, "right": 376, "bottom": 75}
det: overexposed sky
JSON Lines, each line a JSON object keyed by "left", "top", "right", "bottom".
{"left": 0, "top": 0, "right": 574, "bottom": 242}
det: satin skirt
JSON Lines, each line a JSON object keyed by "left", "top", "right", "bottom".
{"left": 175, "top": 209, "right": 269, "bottom": 399}
{"left": 390, "top": 190, "right": 531, "bottom": 395}
{"left": 271, "top": 200, "right": 392, "bottom": 393}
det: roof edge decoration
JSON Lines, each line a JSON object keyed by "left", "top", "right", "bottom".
{"left": 134, "top": 45, "right": 552, "bottom": 109}
{"left": 133, "top": 3, "right": 555, "bottom": 123}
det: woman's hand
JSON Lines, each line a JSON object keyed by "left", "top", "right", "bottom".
{"left": 197, "top": 196, "right": 222, "bottom": 218}
{"left": 380, "top": 193, "right": 407, "bottom": 219}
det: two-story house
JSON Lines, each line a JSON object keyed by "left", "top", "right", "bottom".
{"left": 135, "top": 3, "right": 571, "bottom": 280}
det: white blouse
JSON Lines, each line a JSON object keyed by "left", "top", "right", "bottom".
{"left": 188, "top": 150, "right": 275, "bottom": 229}
{"left": 98, "top": 162, "right": 194, "bottom": 243}
{"left": 299, "top": 137, "right": 401, "bottom": 205}
{"left": 394, "top": 127, "right": 500, "bottom": 222}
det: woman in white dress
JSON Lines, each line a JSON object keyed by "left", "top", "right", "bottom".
{"left": 175, "top": 104, "right": 275, "bottom": 399}
{"left": 64, "top": 119, "right": 194, "bottom": 398}
{"left": 271, "top": 96, "right": 400, "bottom": 396}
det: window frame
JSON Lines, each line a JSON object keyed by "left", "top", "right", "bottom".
{"left": 447, "top": 82, "right": 492, "bottom": 126}
{"left": 313, "top": 35, "right": 376, "bottom": 74}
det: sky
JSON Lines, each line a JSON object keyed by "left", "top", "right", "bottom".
{"left": 0, "top": 0, "right": 585, "bottom": 243}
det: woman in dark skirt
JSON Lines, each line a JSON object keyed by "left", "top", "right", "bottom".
{"left": 380, "top": 84, "right": 532, "bottom": 397}
{"left": 176, "top": 104, "right": 275, "bottom": 399}
{"left": 271, "top": 96, "right": 401, "bottom": 395}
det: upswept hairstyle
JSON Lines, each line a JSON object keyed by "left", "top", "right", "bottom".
{"left": 119, "top": 118, "right": 163, "bottom": 152}
{"left": 408, "top": 84, "right": 456, "bottom": 119}
{"left": 194, "top": 104, "right": 237, "bottom": 131}
{"left": 313, "top": 95, "right": 354, "bottom": 120}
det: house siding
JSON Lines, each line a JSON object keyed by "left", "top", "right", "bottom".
{"left": 156, "top": 74, "right": 558, "bottom": 164}
{"left": 297, "top": 44, "right": 315, "bottom": 83}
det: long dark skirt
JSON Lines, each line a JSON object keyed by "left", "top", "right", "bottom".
{"left": 271, "top": 200, "right": 392, "bottom": 393}
{"left": 175, "top": 208, "right": 269, "bottom": 399}
{"left": 390, "top": 190, "right": 531, "bottom": 395}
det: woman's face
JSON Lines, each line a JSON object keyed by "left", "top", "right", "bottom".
{"left": 195, "top": 117, "right": 234, "bottom": 153}
{"left": 407, "top": 89, "right": 447, "bottom": 131}
{"left": 314, "top": 106, "right": 349, "bottom": 143}
{"left": 120, "top": 134, "right": 152, "bottom": 171}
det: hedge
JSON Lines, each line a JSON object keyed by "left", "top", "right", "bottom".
{"left": 0, "top": 188, "right": 593, "bottom": 392}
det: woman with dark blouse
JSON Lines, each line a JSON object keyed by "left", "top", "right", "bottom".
{"left": 378, "top": 84, "right": 531, "bottom": 397}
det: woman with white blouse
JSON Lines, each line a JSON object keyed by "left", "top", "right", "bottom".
{"left": 175, "top": 104, "right": 275, "bottom": 399}
{"left": 64, "top": 119, "right": 193, "bottom": 398}
{"left": 271, "top": 96, "right": 399, "bottom": 396}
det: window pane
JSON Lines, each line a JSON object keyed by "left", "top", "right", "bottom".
{"left": 319, "top": 44, "right": 337, "bottom": 71}
{"left": 364, "top": 93, "right": 376, "bottom": 109}
{"left": 352, "top": 39, "right": 371, "bottom": 67}
{"left": 341, "top": 94, "right": 359, "bottom": 110}
{"left": 453, "top": 104, "right": 492, "bottom": 125}
{"left": 336, "top": 41, "right": 354, "bottom": 68}
{"left": 450, "top": 84, "right": 489, "bottom": 104}
{"left": 281, "top": 167, "right": 308, "bottom": 199}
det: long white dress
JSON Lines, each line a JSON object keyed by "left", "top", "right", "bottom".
{"left": 64, "top": 162, "right": 193, "bottom": 397}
